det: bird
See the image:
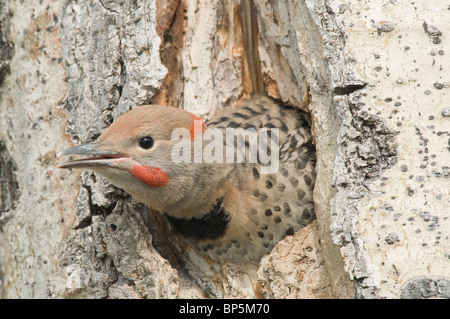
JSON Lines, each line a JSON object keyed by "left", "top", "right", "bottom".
{"left": 58, "top": 96, "right": 316, "bottom": 262}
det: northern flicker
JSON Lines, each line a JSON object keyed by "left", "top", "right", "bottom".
{"left": 58, "top": 96, "right": 315, "bottom": 262}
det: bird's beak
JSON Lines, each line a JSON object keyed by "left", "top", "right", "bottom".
{"left": 57, "top": 143, "right": 130, "bottom": 169}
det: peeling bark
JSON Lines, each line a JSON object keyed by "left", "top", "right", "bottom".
{"left": 0, "top": 141, "right": 20, "bottom": 225}
{"left": 0, "top": 1, "right": 13, "bottom": 85}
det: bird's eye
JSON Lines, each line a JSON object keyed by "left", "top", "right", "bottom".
{"left": 139, "top": 136, "right": 155, "bottom": 149}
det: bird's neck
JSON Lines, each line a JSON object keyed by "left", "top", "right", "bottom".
{"left": 165, "top": 197, "right": 230, "bottom": 240}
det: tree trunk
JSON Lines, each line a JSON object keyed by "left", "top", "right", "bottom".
{"left": 1, "top": 0, "right": 449, "bottom": 299}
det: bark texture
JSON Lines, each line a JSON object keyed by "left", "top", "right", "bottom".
{"left": 0, "top": 0, "right": 448, "bottom": 299}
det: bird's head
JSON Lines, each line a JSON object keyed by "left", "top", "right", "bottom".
{"left": 58, "top": 105, "right": 211, "bottom": 214}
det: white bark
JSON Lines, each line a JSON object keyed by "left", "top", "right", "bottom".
{"left": 0, "top": 0, "right": 448, "bottom": 299}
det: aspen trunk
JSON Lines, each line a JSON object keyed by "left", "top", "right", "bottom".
{"left": 0, "top": 0, "right": 448, "bottom": 298}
